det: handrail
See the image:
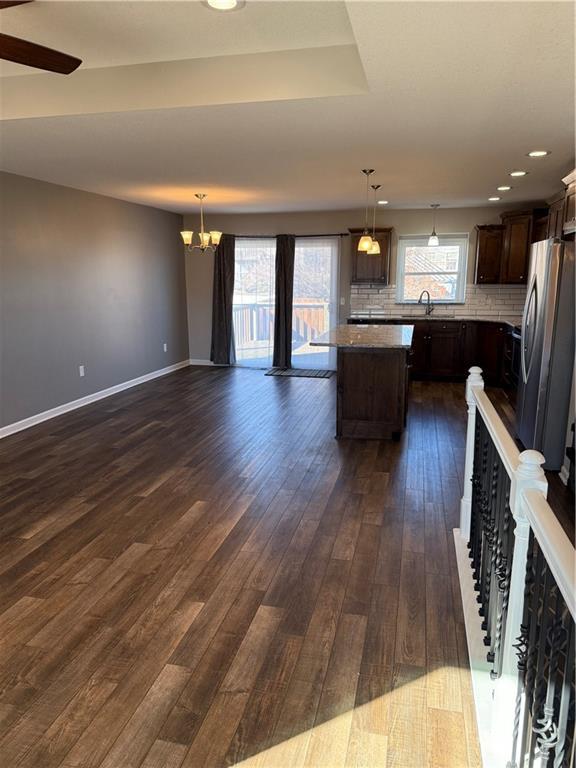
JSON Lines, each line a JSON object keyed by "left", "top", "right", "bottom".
{"left": 521, "top": 487, "right": 576, "bottom": 619}
{"left": 472, "top": 386, "right": 520, "bottom": 480}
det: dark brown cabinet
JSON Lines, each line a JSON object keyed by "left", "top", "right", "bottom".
{"left": 407, "top": 321, "right": 429, "bottom": 378}
{"left": 475, "top": 225, "right": 504, "bottom": 283}
{"left": 350, "top": 227, "right": 392, "bottom": 284}
{"left": 547, "top": 195, "right": 566, "bottom": 238}
{"left": 475, "top": 322, "right": 507, "bottom": 384}
{"left": 428, "top": 322, "right": 466, "bottom": 378}
{"left": 500, "top": 212, "right": 532, "bottom": 284}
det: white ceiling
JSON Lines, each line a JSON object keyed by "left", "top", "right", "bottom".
{"left": 0, "top": 0, "right": 574, "bottom": 213}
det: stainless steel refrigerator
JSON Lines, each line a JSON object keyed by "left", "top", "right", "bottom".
{"left": 516, "top": 238, "right": 575, "bottom": 470}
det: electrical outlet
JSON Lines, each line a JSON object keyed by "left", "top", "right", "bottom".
{"left": 340, "top": 297, "right": 346, "bottom": 306}
{"left": 163, "top": 343, "right": 168, "bottom": 352}
{"left": 79, "top": 365, "right": 85, "bottom": 377}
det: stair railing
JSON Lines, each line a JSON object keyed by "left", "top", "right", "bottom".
{"left": 457, "top": 366, "right": 575, "bottom": 768}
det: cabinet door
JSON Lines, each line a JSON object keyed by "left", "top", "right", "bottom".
{"left": 476, "top": 322, "right": 506, "bottom": 384}
{"left": 408, "top": 321, "right": 428, "bottom": 378}
{"left": 427, "top": 322, "right": 462, "bottom": 378}
{"left": 501, "top": 214, "right": 531, "bottom": 284}
{"left": 547, "top": 197, "right": 565, "bottom": 238}
{"left": 475, "top": 226, "right": 504, "bottom": 283}
{"left": 350, "top": 229, "right": 392, "bottom": 283}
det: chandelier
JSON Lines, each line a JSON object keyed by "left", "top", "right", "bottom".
{"left": 180, "top": 194, "right": 222, "bottom": 252}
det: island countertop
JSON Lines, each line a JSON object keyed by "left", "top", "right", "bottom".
{"left": 310, "top": 323, "right": 414, "bottom": 349}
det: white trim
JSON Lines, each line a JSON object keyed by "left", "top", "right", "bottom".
{"left": 453, "top": 529, "right": 501, "bottom": 768}
{"left": 189, "top": 359, "right": 216, "bottom": 366}
{"left": 0, "top": 360, "right": 192, "bottom": 439}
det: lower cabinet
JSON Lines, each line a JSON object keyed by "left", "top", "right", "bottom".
{"left": 410, "top": 321, "right": 469, "bottom": 379}
{"left": 474, "top": 322, "right": 507, "bottom": 385}
{"left": 348, "top": 318, "right": 508, "bottom": 383}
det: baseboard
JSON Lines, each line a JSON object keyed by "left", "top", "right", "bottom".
{"left": 188, "top": 359, "right": 215, "bottom": 366}
{"left": 559, "top": 464, "right": 570, "bottom": 486}
{"left": 0, "top": 359, "right": 191, "bottom": 440}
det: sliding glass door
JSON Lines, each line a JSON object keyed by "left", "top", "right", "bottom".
{"left": 291, "top": 237, "right": 339, "bottom": 370}
{"left": 232, "top": 238, "right": 276, "bottom": 367}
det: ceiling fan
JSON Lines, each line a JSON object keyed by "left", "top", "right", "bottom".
{"left": 0, "top": 0, "right": 81, "bottom": 74}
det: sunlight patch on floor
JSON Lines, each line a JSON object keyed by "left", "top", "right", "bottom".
{"left": 234, "top": 664, "right": 476, "bottom": 768}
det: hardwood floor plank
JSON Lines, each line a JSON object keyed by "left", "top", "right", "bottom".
{"left": 0, "top": 371, "right": 479, "bottom": 768}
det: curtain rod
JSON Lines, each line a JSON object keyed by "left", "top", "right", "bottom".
{"left": 232, "top": 233, "right": 349, "bottom": 239}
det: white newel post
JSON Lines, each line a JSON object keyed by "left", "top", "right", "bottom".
{"left": 492, "top": 449, "right": 548, "bottom": 766}
{"left": 459, "top": 366, "right": 484, "bottom": 539}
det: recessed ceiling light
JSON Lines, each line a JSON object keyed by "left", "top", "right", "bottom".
{"left": 527, "top": 150, "right": 550, "bottom": 157}
{"left": 377, "top": 200, "right": 389, "bottom": 205}
{"left": 488, "top": 197, "right": 501, "bottom": 201}
{"left": 204, "top": 0, "right": 244, "bottom": 10}
{"left": 510, "top": 170, "right": 528, "bottom": 177}
{"left": 497, "top": 186, "right": 512, "bottom": 191}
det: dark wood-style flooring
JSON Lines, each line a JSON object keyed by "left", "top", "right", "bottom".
{"left": 0, "top": 367, "right": 481, "bottom": 767}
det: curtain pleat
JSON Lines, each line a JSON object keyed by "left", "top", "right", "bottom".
{"left": 210, "top": 234, "right": 236, "bottom": 365}
{"left": 272, "top": 234, "right": 296, "bottom": 368}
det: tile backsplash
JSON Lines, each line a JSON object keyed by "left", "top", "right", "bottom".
{"left": 349, "top": 283, "right": 526, "bottom": 320}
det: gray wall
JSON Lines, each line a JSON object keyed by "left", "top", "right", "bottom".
{"left": 184, "top": 204, "right": 534, "bottom": 360}
{"left": 0, "top": 172, "right": 189, "bottom": 427}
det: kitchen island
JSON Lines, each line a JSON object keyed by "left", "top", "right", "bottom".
{"left": 311, "top": 324, "right": 414, "bottom": 440}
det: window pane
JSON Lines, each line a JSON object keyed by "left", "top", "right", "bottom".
{"left": 292, "top": 237, "right": 338, "bottom": 370}
{"left": 403, "top": 273, "right": 458, "bottom": 301}
{"left": 232, "top": 238, "right": 276, "bottom": 367}
{"left": 404, "top": 246, "right": 460, "bottom": 274}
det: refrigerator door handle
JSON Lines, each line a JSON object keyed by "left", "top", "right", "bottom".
{"left": 521, "top": 273, "right": 537, "bottom": 384}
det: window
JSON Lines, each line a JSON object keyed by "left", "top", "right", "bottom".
{"left": 292, "top": 237, "right": 339, "bottom": 370}
{"left": 396, "top": 235, "right": 468, "bottom": 303}
{"left": 232, "top": 238, "right": 276, "bottom": 367}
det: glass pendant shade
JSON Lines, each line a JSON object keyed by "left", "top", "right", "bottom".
{"left": 210, "top": 231, "right": 222, "bottom": 246}
{"left": 180, "top": 231, "right": 194, "bottom": 246}
{"left": 200, "top": 232, "right": 211, "bottom": 248}
{"left": 367, "top": 239, "right": 381, "bottom": 255}
{"left": 358, "top": 233, "right": 373, "bottom": 252}
{"left": 428, "top": 231, "right": 439, "bottom": 247}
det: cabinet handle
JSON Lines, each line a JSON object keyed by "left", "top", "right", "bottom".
{"left": 519, "top": 275, "right": 524, "bottom": 279}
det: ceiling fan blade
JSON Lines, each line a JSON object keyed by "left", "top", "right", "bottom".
{"left": 0, "top": 33, "right": 81, "bottom": 74}
{"left": 0, "top": 1, "right": 34, "bottom": 9}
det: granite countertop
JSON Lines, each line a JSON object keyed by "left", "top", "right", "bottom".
{"left": 349, "top": 314, "right": 522, "bottom": 327}
{"left": 311, "top": 324, "right": 414, "bottom": 349}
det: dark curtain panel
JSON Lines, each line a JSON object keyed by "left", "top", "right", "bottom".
{"left": 273, "top": 234, "right": 296, "bottom": 368}
{"left": 210, "top": 234, "right": 236, "bottom": 365}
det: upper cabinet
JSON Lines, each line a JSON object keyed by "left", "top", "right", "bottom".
{"left": 475, "top": 225, "right": 504, "bottom": 283}
{"left": 500, "top": 211, "right": 533, "bottom": 284}
{"left": 546, "top": 195, "right": 566, "bottom": 238}
{"left": 474, "top": 209, "right": 547, "bottom": 285}
{"left": 349, "top": 227, "right": 392, "bottom": 283}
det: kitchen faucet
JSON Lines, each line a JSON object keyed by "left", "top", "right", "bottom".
{"left": 418, "top": 290, "right": 434, "bottom": 315}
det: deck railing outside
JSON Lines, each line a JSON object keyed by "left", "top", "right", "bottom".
{"left": 232, "top": 301, "right": 330, "bottom": 362}
{"left": 456, "top": 366, "right": 575, "bottom": 768}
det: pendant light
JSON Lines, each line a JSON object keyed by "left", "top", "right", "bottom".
{"left": 358, "top": 169, "right": 375, "bottom": 251}
{"left": 428, "top": 204, "right": 440, "bottom": 247}
{"left": 180, "top": 194, "right": 222, "bottom": 253}
{"left": 367, "top": 183, "right": 382, "bottom": 255}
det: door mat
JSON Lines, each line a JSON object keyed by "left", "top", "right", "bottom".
{"left": 265, "top": 368, "right": 334, "bottom": 379}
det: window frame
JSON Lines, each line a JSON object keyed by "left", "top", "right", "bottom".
{"left": 395, "top": 234, "right": 469, "bottom": 304}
